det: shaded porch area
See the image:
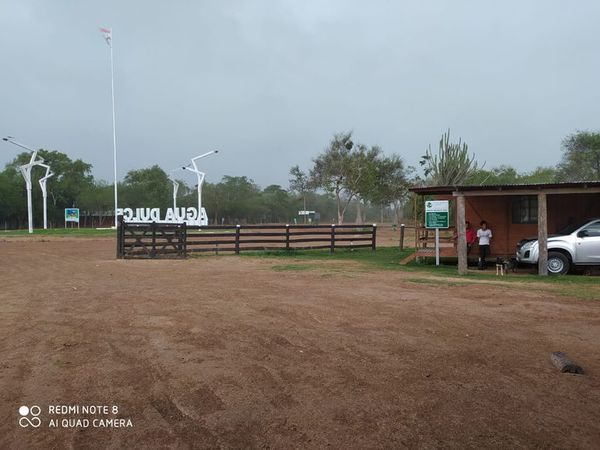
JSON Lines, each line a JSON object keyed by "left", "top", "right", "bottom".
{"left": 410, "top": 182, "right": 600, "bottom": 275}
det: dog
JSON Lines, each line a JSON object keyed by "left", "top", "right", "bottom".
{"left": 496, "top": 257, "right": 518, "bottom": 276}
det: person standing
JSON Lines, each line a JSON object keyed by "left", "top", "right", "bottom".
{"left": 477, "top": 220, "right": 492, "bottom": 269}
{"left": 454, "top": 221, "right": 478, "bottom": 259}
{"left": 465, "top": 221, "right": 477, "bottom": 255}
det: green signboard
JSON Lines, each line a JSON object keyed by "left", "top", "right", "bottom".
{"left": 425, "top": 201, "right": 449, "bottom": 229}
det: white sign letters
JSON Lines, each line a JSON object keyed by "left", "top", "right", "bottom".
{"left": 116, "top": 207, "right": 208, "bottom": 226}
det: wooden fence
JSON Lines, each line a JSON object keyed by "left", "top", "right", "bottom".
{"left": 117, "top": 220, "right": 377, "bottom": 259}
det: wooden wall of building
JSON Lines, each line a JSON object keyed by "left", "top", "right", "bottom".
{"left": 459, "top": 192, "right": 600, "bottom": 256}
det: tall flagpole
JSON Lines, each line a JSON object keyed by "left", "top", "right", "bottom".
{"left": 109, "top": 30, "right": 118, "bottom": 228}
{"left": 101, "top": 27, "right": 118, "bottom": 228}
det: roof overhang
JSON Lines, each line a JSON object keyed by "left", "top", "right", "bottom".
{"left": 409, "top": 181, "right": 600, "bottom": 197}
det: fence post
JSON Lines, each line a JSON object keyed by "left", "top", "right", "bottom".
{"left": 399, "top": 223, "right": 405, "bottom": 251}
{"left": 151, "top": 221, "right": 157, "bottom": 258}
{"left": 116, "top": 215, "right": 123, "bottom": 259}
{"left": 372, "top": 224, "right": 377, "bottom": 251}
{"left": 285, "top": 224, "right": 290, "bottom": 251}
{"left": 235, "top": 224, "right": 241, "bottom": 255}
{"left": 182, "top": 222, "right": 187, "bottom": 258}
{"left": 330, "top": 224, "right": 336, "bottom": 253}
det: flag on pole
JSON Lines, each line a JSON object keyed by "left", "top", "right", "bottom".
{"left": 99, "top": 27, "right": 112, "bottom": 46}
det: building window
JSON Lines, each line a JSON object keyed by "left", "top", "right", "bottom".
{"left": 512, "top": 196, "right": 538, "bottom": 224}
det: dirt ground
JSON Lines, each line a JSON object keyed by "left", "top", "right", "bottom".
{"left": 1, "top": 238, "right": 599, "bottom": 449}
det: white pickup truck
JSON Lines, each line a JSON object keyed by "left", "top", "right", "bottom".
{"left": 516, "top": 219, "right": 600, "bottom": 275}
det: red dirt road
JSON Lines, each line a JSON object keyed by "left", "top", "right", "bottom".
{"left": 1, "top": 239, "right": 599, "bottom": 448}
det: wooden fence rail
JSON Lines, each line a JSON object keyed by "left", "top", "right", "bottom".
{"left": 117, "top": 219, "right": 377, "bottom": 259}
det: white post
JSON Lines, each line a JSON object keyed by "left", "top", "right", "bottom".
{"left": 168, "top": 171, "right": 180, "bottom": 211}
{"left": 25, "top": 180, "right": 33, "bottom": 233}
{"left": 109, "top": 35, "right": 118, "bottom": 228}
{"left": 18, "top": 152, "right": 41, "bottom": 234}
{"left": 38, "top": 163, "right": 54, "bottom": 230}
{"left": 435, "top": 228, "right": 440, "bottom": 266}
{"left": 197, "top": 172, "right": 205, "bottom": 213}
{"left": 183, "top": 150, "right": 218, "bottom": 225}
{"left": 100, "top": 27, "right": 118, "bottom": 228}
{"left": 4, "top": 138, "right": 43, "bottom": 234}
{"left": 172, "top": 180, "right": 179, "bottom": 211}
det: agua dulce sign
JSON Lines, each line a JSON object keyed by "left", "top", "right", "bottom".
{"left": 117, "top": 207, "right": 208, "bottom": 226}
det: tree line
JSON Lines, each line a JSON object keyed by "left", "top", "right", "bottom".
{"left": 1, "top": 130, "right": 599, "bottom": 228}
{"left": 419, "top": 129, "right": 600, "bottom": 186}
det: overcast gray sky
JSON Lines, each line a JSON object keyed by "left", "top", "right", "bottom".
{"left": 1, "top": 0, "right": 599, "bottom": 187}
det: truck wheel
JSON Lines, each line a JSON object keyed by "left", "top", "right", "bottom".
{"left": 547, "top": 252, "right": 570, "bottom": 275}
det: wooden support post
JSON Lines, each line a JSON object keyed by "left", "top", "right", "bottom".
{"left": 330, "top": 224, "right": 336, "bottom": 253}
{"left": 151, "top": 221, "right": 157, "bottom": 258}
{"left": 399, "top": 223, "right": 405, "bottom": 251}
{"left": 285, "top": 224, "right": 290, "bottom": 251}
{"left": 116, "top": 215, "right": 123, "bottom": 259}
{"left": 181, "top": 222, "right": 187, "bottom": 258}
{"left": 457, "top": 194, "right": 467, "bottom": 275}
{"left": 372, "top": 224, "right": 377, "bottom": 251}
{"left": 538, "top": 192, "right": 548, "bottom": 276}
{"left": 413, "top": 193, "right": 418, "bottom": 250}
{"left": 235, "top": 225, "right": 241, "bottom": 255}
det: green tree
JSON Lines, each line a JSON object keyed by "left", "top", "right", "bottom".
{"left": 215, "top": 176, "right": 262, "bottom": 223}
{"left": 0, "top": 169, "right": 26, "bottom": 228}
{"left": 260, "top": 185, "right": 294, "bottom": 223}
{"left": 351, "top": 144, "right": 382, "bottom": 224}
{"left": 420, "top": 129, "right": 482, "bottom": 185}
{"left": 557, "top": 130, "right": 600, "bottom": 181}
{"left": 466, "top": 165, "right": 558, "bottom": 185}
{"left": 310, "top": 131, "right": 372, "bottom": 224}
{"left": 466, "top": 165, "right": 519, "bottom": 185}
{"left": 120, "top": 165, "right": 171, "bottom": 209}
{"left": 3, "top": 149, "right": 94, "bottom": 227}
{"left": 78, "top": 181, "right": 114, "bottom": 214}
{"left": 366, "top": 155, "right": 409, "bottom": 224}
{"left": 288, "top": 165, "right": 313, "bottom": 223}
{"left": 519, "top": 166, "right": 558, "bottom": 184}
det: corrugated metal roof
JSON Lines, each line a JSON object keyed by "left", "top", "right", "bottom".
{"left": 409, "top": 181, "right": 600, "bottom": 195}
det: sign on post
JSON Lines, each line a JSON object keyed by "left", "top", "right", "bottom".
{"left": 425, "top": 201, "right": 449, "bottom": 229}
{"left": 425, "top": 200, "right": 449, "bottom": 266}
{"left": 65, "top": 208, "right": 80, "bottom": 228}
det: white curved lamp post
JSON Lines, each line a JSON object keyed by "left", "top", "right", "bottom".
{"left": 182, "top": 150, "right": 218, "bottom": 225}
{"left": 168, "top": 168, "right": 183, "bottom": 211}
{"left": 38, "top": 163, "right": 54, "bottom": 229}
{"left": 2, "top": 137, "right": 48, "bottom": 233}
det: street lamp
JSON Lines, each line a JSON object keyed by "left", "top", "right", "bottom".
{"left": 182, "top": 150, "right": 218, "bottom": 225}
{"left": 2, "top": 137, "right": 48, "bottom": 233}
{"left": 38, "top": 163, "right": 54, "bottom": 229}
{"left": 167, "top": 168, "right": 183, "bottom": 211}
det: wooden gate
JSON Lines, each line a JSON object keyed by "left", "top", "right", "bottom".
{"left": 117, "top": 220, "right": 187, "bottom": 259}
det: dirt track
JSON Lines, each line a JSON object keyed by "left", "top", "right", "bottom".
{"left": 1, "top": 239, "right": 599, "bottom": 449}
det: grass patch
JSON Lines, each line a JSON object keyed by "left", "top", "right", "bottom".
{"left": 405, "top": 277, "right": 471, "bottom": 287}
{"left": 1, "top": 228, "right": 115, "bottom": 238}
{"left": 271, "top": 263, "right": 319, "bottom": 272}
{"left": 241, "top": 246, "right": 600, "bottom": 299}
{"left": 406, "top": 258, "right": 600, "bottom": 286}
{"left": 241, "top": 247, "right": 414, "bottom": 271}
